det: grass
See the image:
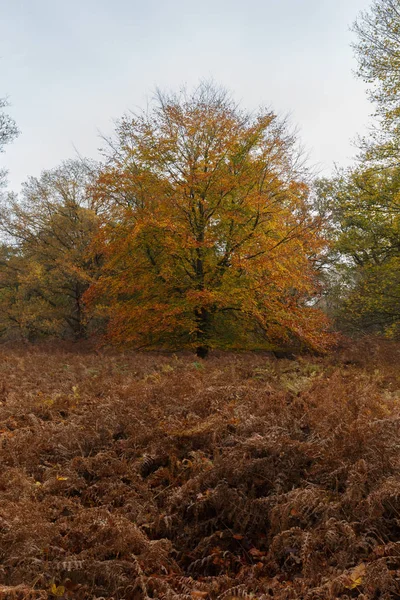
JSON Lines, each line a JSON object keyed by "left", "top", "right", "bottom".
{"left": 0, "top": 338, "right": 399, "bottom": 599}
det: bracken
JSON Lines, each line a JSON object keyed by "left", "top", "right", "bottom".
{"left": 0, "top": 337, "right": 399, "bottom": 599}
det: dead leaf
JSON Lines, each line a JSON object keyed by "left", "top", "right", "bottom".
{"left": 344, "top": 562, "right": 366, "bottom": 589}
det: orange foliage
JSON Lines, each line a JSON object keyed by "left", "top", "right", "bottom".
{"left": 87, "top": 84, "right": 333, "bottom": 351}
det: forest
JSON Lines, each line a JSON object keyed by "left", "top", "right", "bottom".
{"left": 0, "top": 0, "right": 399, "bottom": 598}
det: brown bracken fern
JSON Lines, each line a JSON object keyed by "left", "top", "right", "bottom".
{"left": 0, "top": 338, "right": 399, "bottom": 598}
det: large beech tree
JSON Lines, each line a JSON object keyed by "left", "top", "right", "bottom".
{"left": 87, "top": 84, "right": 332, "bottom": 353}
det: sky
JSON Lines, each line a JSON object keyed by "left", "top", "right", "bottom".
{"left": 1, "top": 0, "right": 373, "bottom": 193}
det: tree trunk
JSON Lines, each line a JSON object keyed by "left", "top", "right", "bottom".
{"left": 195, "top": 306, "right": 210, "bottom": 358}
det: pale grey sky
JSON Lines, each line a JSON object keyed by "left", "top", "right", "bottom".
{"left": 1, "top": 0, "right": 373, "bottom": 192}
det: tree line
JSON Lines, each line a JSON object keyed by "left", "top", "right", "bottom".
{"left": 0, "top": 0, "right": 399, "bottom": 354}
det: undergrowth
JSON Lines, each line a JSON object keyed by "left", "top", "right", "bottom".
{"left": 0, "top": 338, "right": 399, "bottom": 599}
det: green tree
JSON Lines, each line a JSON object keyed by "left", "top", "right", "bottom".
{"left": 313, "top": 0, "right": 400, "bottom": 338}
{"left": 353, "top": 0, "right": 400, "bottom": 162}
{"left": 316, "top": 166, "right": 400, "bottom": 337}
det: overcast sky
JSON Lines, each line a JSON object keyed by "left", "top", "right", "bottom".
{"left": 1, "top": 0, "right": 373, "bottom": 192}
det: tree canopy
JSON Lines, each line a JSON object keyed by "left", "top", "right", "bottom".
{"left": 86, "top": 84, "right": 332, "bottom": 353}
{"left": 313, "top": 0, "right": 400, "bottom": 339}
{"left": 316, "top": 165, "right": 400, "bottom": 337}
{"left": 353, "top": 0, "right": 400, "bottom": 161}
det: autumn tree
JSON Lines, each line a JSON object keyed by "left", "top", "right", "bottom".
{"left": 0, "top": 159, "right": 102, "bottom": 340}
{"left": 87, "top": 84, "right": 332, "bottom": 354}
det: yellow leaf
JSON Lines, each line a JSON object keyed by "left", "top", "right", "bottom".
{"left": 345, "top": 562, "right": 366, "bottom": 589}
{"left": 50, "top": 583, "right": 65, "bottom": 596}
{"left": 56, "top": 476, "right": 68, "bottom": 481}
